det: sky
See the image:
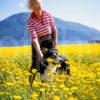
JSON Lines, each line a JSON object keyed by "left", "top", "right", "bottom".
{"left": 0, "top": 0, "right": 100, "bottom": 31}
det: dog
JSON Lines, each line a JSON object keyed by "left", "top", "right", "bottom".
{"left": 29, "top": 48, "right": 70, "bottom": 86}
{"left": 43, "top": 48, "right": 71, "bottom": 76}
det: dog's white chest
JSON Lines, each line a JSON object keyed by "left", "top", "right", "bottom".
{"left": 40, "top": 64, "right": 57, "bottom": 81}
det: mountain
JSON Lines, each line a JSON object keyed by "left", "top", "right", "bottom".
{"left": 0, "top": 12, "right": 100, "bottom": 46}
{"left": 53, "top": 18, "right": 100, "bottom": 43}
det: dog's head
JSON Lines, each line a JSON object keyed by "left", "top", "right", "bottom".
{"left": 43, "top": 48, "right": 61, "bottom": 64}
{"left": 43, "top": 48, "right": 58, "bottom": 58}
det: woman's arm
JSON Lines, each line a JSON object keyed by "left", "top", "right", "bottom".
{"left": 52, "top": 30, "right": 58, "bottom": 48}
{"left": 49, "top": 15, "right": 58, "bottom": 48}
{"left": 27, "top": 17, "right": 43, "bottom": 61}
{"left": 32, "top": 38, "right": 43, "bottom": 61}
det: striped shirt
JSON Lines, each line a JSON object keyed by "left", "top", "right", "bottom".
{"left": 27, "top": 10, "right": 57, "bottom": 40}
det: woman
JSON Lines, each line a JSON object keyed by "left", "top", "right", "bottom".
{"left": 27, "top": 0, "right": 58, "bottom": 83}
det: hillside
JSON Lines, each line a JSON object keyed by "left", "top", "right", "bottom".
{"left": 0, "top": 12, "right": 100, "bottom": 46}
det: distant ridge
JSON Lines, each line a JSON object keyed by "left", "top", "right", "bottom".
{"left": 0, "top": 12, "right": 100, "bottom": 46}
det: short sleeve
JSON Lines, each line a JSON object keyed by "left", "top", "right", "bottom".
{"left": 49, "top": 15, "right": 57, "bottom": 33}
{"left": 27, "top": 17, "right": 37, "bottom": 40}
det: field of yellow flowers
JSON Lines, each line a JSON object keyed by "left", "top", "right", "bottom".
{"left": 0, "top": 44, "right": 100, "bottom": 100}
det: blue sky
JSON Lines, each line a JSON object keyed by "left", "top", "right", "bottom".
{"left": 0, "top": 0, "right": 100, "bottom": 30}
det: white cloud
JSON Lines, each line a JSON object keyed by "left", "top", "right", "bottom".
{"left": 19, "top": 2, "right": 25, "bottom": 8}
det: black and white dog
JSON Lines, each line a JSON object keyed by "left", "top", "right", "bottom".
{"left": 43, "top": 48, "right": 70, "bottom": 76}
{"left": 29, "top": 48, "right": 70, "bottom": 85}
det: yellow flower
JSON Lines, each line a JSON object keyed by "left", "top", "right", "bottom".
{"left": 24, "top": 72, "right": 31, "bottom": 76}
{"left": 32, "top": 69, "right": 37, "bottom": 73}
{"left": 96, "top": 79, "right": 100, "bottom": 83}
{"left": 64, "top": 87, "right": 70, "bottom": 92}
{"left": 68, "top": 97, "right": 78, "bottom": 100}
{"left": 13, "top": 95, "right": 21, "bottom": 100}
{"left": 65, "top": 61, "right": 70, "bottom": 64}
{"left": 32, "top": 92, "right": 38, "bottom": 100}
{"left": 53, "top": 96, "right": 60, "bottom": 100}
{"left": 32, "top": 81, "right": 39, "bottom": 87}
{"left": 59, "top": 84, "right": 65, "bottom": 89}
{"left": 6, "top": 82, "right": 16, "bottom": 87}
{"left": 39, "top": 88, "right": 45, "bottom": 92}
{"left": 70, "top": 86, "right": 78, "bottom": 91}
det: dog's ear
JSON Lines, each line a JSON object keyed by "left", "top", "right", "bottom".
{"left": 59, "top": 55, "right": 68, "bottom": 61}
{"left": 49, "top": 49, "right": 58, "bottom": 55}
{"left": 44, "top": 50, "right": 53, "bottom": 58}
{"left": 44, "top": 49, "right": 58, "bottom": 58}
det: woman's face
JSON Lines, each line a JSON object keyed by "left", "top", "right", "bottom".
{"left": 28, "top": 0, "right": 42, "bottom": 11}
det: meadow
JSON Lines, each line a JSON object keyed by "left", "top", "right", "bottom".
{"left": 0, "top": 44, "right": 100, "bottom": 100}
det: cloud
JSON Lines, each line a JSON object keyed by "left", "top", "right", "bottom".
{"left": 19, "top": 2, "right": 25, "bottom": 8}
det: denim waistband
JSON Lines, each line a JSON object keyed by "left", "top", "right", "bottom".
{"left": 38, "top": 34, "right": 52, "bottom": 44}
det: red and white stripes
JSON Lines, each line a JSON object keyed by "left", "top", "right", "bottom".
{"left": 27, "top": 10, "right": 57, "bottom": 40}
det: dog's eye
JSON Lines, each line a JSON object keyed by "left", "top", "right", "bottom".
{"left": 51, "top": 55, "right": 57, "bottom": 58}
{"left": 52, "top": 62, "right": 56, "bottom": 65}
{"left": 52, "top": 62, "right": 59, "bottom": 65}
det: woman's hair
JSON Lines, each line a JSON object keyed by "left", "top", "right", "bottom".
{"left": 28, "top": 0, "right": 42, "bottom": 10}
{"left": 28, "top": 0, "right": 35, "bottom": 10}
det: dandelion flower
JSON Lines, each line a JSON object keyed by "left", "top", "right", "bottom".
{"left": 53, "top": 96, "right": 60, "bottom": 100}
